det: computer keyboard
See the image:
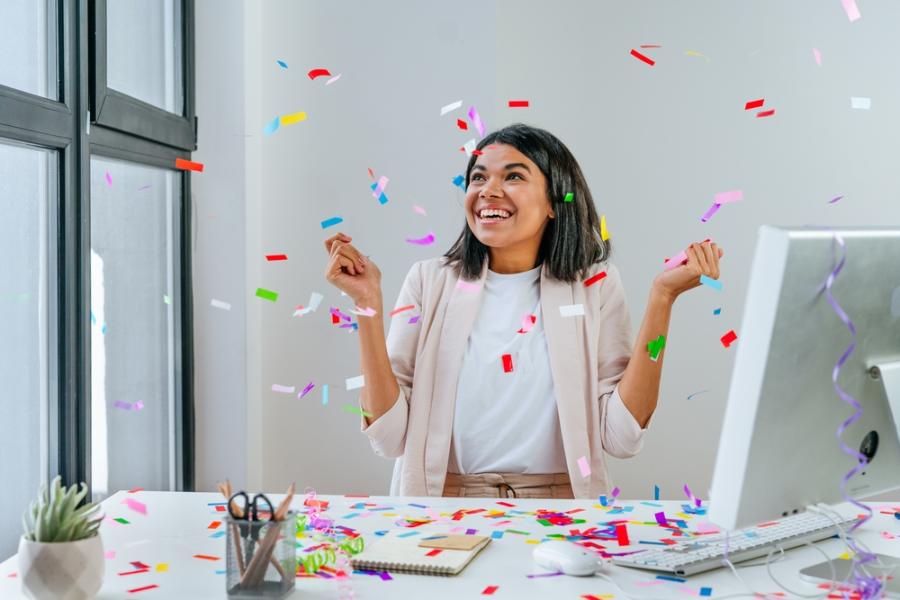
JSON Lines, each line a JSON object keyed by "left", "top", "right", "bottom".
{"left": 611, "top": 510, "right": 858, "bottom": 576}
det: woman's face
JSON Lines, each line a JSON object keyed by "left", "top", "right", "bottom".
{"left": 464, "top": 143, "right": 555, "bottom": 253}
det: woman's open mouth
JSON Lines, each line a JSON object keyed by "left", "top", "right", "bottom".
{"left": 476, "top": 208, "right": 514, "bottom": 225}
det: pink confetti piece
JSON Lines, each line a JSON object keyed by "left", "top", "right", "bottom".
{"left": 123, "top": 498, "right": 147, "bottom": 515}
{"left": 713, "top": 189, "right": 743, "bottom": 204}
{"left": 405, "top": 232, "right": 435, "bottom": 245}
{"left": 664, "top": 250, "right": 688, "bottom": 270}
{"left": 517, "top": 314, "right": 536, "bottom": 334}
{"left": 271, "top": 384, "right": 295, "bottom": 394}
{"left": 372, "top": 176, "right": 389, "bottom": 200}
{"left": 133, "top": 400, "right": 144, "bottom": 411}
{"left": 468, "top": 106, "right": 486, "bottom": 137}
{"left": 813, "top": 47, "right": 822, "bottom": 66}
{"left": 350, "top": 306, "right": 377, "bottom": 317}
{"left": 105, "top": 550, "right": 116, "bottom": 559}
{"left": 841, "top": 0, "right": 861, "bottom": 22}
{"left": 105, "top": 172, "right": 112, "bottom": 186}
{"left": 412, "top": 205, "right": 427, "bottom": 216}
{"left": 577, "top": 456, "right": 591, "bottom": 478}
{"left": 456, "top": 280, "right": 481, "bottom": 292}
{"left": 114, "top": 401, "right": 132, "bottom": 410}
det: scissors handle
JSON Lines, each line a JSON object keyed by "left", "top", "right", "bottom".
{"left": 228, "top": 491, "right": 249, "bottom": 520}
{"left": 249, "top": 493, "right": 274, "bottom": 522}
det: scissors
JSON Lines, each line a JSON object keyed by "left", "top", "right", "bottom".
{"left": 228, "top": 492, "right": 274, "bottom": 567}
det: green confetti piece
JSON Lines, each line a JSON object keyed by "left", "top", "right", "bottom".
{"left": 647, "top": 334, "right": 666, "bottom": 362}
{"left": 114, "top": 517, "right": 130, "bottom": 525}
{"left": 537, "top": 519, "right": 553, "bottom": 527}
{"left": 564, "top": 192, "right": 574, "bottom": 202}
{"left": 506, "top": 529, "right": 530, "bottom": 535}
{"left": 342, "top": 404, "right": 373, "bottom": 418}
{"left": 255, "top": 287, "right": 278, "bottom": 302}
{"left": 163, "top": 294, "right": 171, "bottom": 304}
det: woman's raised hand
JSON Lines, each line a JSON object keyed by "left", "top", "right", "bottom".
{"left": 323, "top": 232, "right": 382, "bottom": 306}
{"left": 652, "top": 240, "right": 724, "bottom": 303}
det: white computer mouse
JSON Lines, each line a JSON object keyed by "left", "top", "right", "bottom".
{"left": 532, "top": 540, "right": 603, "bottom": 576}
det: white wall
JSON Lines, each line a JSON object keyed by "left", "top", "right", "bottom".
{"left": 194, "top": 0, "right": 900, "bottom": 501}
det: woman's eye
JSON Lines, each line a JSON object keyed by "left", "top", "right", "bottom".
{"left": 507, "top": 173, "right": 523, "bottom": 180}
{"left": 471, "top": 174, "right": 485, "bottom": 181}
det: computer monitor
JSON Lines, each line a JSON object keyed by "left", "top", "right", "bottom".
{"left": 708, "top": 225, "right": 900, "bottom": 532}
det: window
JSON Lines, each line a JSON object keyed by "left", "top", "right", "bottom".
{"left": 0, "top": 0, "right": 195, "bottom": 557}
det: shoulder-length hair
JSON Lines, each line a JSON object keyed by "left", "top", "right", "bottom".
{"left": 442, "top": 123, "right": 610, "bottom": 283}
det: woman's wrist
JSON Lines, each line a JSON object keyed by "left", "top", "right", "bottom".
{"left": 649, "top": 281, "right": 677, "bottom": 308}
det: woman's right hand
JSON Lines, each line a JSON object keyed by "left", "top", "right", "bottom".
{"left": 323, "top": 232, "right": 382, "bottom": 306}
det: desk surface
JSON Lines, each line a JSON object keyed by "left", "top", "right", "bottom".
{"left": 1, "top": 492, "right": 897, "bottom": 599}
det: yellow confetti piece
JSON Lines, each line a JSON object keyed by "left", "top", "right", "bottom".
{"left": 281, "top": 111, "right": 307, "bottom": 126}
{"left": 155, "top": 563, "right": 168, "bottom": 572}
{"left": 525, "top": 539, "right": 540, "bottom": 545}
{"left": 600, "top": 214, "right": 610, "bottom": 241}
{"left": 685, "top": 50, "right": 712, "bottom": 62}
{"left": 838, "top": 551, "right": 853, "bottom": 560}
{"left": 382, "top": 513, "right": 398, "bottom": 517}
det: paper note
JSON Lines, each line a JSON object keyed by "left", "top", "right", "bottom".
{"left": 559, "top": 304, "right": 585, "bottom": 317}
{"left": 577, "top": 456, "right": 591, "bottom": 478}
{"left": 346, "top": 375, "right": 365, "bottom": 390}
{"left": 419, "top": 535, "right": 489, "bottom": 551}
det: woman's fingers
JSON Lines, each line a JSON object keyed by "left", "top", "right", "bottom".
{"left": 330, "top": 241, "right": 366, "bottom": 273}
{"left": 687, "top": 244, "right": 709, "bottom": 274}
{"left": 697, "top": 242, "right": 717, "bottom": 277}
{"left": 323, "top": 232, "right": 352, "bottom": 254}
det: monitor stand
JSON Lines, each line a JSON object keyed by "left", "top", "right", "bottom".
{"left": 799, "top": 553, "right": 900, "bottom": 598}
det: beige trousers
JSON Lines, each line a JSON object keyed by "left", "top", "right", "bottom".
{"left": 442, "top": 472, "right": 574, "bottom": 499}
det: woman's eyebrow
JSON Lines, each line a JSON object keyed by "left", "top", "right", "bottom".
{"left": 471, "top": 162, "right": 531, "bottom": 173}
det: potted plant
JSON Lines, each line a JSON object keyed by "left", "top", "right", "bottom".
{"left": 18, "top": 476, "right": 104, "bottom": 600}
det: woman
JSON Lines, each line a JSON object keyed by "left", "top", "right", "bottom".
{"left": 323, "top": 123, "right": 722, "bottom": 499}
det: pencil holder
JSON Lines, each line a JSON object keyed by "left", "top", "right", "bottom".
{"left": 225, "top": 511, "right": 296, "bottom": 598}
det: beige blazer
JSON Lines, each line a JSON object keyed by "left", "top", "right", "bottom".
{"left": 360, "top": 257, "right": 650, "bottom": 498}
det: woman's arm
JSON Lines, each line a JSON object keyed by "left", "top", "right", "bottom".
{"left": 616, "top": 241, "right": 723, "bottom": 429}
{"left": 356, "top": 292, "right": 401, "bottom": 425}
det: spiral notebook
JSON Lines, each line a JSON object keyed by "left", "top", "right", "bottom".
{"left": 350, "top": 534, "right": 491, "bottom": 576}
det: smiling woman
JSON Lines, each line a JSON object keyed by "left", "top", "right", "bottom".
{"left": 323, "top": 123, "right": 723, "bottom": 499}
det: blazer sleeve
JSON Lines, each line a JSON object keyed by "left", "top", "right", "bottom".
{"left": 359, "top": 260, "right": 423, "bottom": 459}
{"left": 595, "top": 264, "right": 650, "bottom": 458}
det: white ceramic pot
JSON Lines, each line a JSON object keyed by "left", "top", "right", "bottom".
{"left": 17, "top": 534, "right": 104, "bottom": 600}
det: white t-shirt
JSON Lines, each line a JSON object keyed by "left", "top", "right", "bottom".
{"left": 448, "top": 265, "right": 568, "bottom": 474}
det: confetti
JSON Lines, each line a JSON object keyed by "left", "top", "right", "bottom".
{"left": 714, "top": 190, "right": 743, "bottom": 204}
{"left": 346, "top": 375, "right": 365, "bottom": 390}
{"left": 255, "top": 288, "right": 278, "bottom": 302}
{"left": 744, "top": 98, "right": 765, "bottom": 110}
{"left": 699, "top": 274, "right": 722, "bottom": 291}
{"left": 452, "top": 174, "right": 466, "bottom": 190}
{"left": 123, "top": 498, "right": 147, "bottom": 515}
{"left": 372, "top": 176, "right": 389, "bottom": 201}
{"left": 559, "top": 304, "right": 585, "bottom": 317}
{"left": 163, "top": 294, "right": 171, "bottom": 304}
{"left": 630, "top": 48, "right": 655, "bottom": 66}
{"left": 308, "top": 68, "right": 331, "bottom": 80}
{"left": 756, "top": 109, "right": 776, "bottom": 118}
{"left": 850, "top": 96, "right": 871, "bottom": 110}
{"left": 700, "top": 202, "right": 721, "bottom": 222}
{"left": 841, "top": 0, "right": 861, "bottom": 22}
{"left": 156, "top": 563, "right": 168, "bottom": 573}
{"left": 114, "top": 401, "right": 133, "bottom": 410}
{"left": 412, "top": 205, "right": 427, "bottom": 215}
{"left": 462, "top": 138, "right": 477, "bottom": 157}
{"left": 343, "top": 404, "right": 373, "bottom": 418}
{"left": 584, "top": 271, "right": 607, "bottom": 287}
{"left": 654, "top": 485, "right": 660, "bottom": 501}
{"left": 390, "top": 304, "right": 415, "bottom": 317}
{"left": 828, "top": 195, "right": 844, "bottom": 204}
{"left": 105, "top": 172, "right": 112, "bottom": 186}
{"left": 321, "top": 216, "right": 343, "bottom": 229}
{"left": 508, "top": 100, "right": 529, "bottom": 108}
{"left": 272, "top": 384, "right": 295, "bottom": 394}
{"left": 175, "top": 158, "right": 203, "bottom": 172}
{"left": 127, "top": 585, "right": 159, "bottom": 594}
{"left": 720, "top": 329, "right": 738, "bottom": 348}
{"left": 456, "top": 118, "right": 468, "bottom": 131}
{"left": 813, "top": 48, "right": 822, "bottom": 66}
{"left": 276, "top": 60, "right": 288, "bottom": 68}
{"left": 299, "top": 382, "right": 315, "bottom": 398}
{"left": 647, "top": 334, "right": 666, "bottom": 362}
{"left": 210, "top": 298, "right": 231, "bottom": 311}
{"left": 564, "top": 192, "right": 574, "bottom": 203}
{"left": 325, "top": 73, "right": 342, "bottom": 85}
{"left": 501, "top": 354, "right": 514, "bottom": 373}
{"left": 322, "top": 384, "right": 329, "bottom": 405}
{"left": 467, "top": 106, "right": 486, "bottom": 137}
{"left": 406, "top": 232, "right": 435, "bottom": 245}
{"left": 683, "top": 483, "right": 703, "bottom": 507}
{"left": 281, "top": 111, "right": 307, "bottom": 125}
{"left": 687, "top": 390, "right": 710, "bottom": 400}
{"left": 440, "top": 100, "right": 462, "bottom": 116}
{"left": 350, "top": 306, "right": 377, "bottom": 317}
{"left": 517, "top": 314, "right": 536, "bottom": 334}
{"left": 664, "top": 249, "right": 688, "bottom": 270}
{"left": 265, "top": 254, "right": 287, "bottom": 261}
{"left": 577, "top": 456, "right": 591, "bottom": 478}
{"left": 482, "top": 585, "right": 499, "bottom": 595}
{"left": 600, "top": 214, "right": 610, "bottom": 241}
{"left": 263, "top": 116, "right": 280, "bottom": 135}
{"left": 456, "top": 280, "right": 481, "bottom": 293}
{"left": 425, "top": 549, "right": 442, "bottom": 557}
{"left": 193, "top": 554, "right": 220, "bottom": 561}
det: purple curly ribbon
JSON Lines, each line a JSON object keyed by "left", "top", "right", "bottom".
{"left": 823, "top": 233, "right": 884, "bottom": 600}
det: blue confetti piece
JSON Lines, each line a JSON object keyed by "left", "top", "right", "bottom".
{"left": 409, "top": 503, "right": 428, "bottom": 509}
{"left": 713, "top": 307, "right": 722, "bottom": 315}
{"left": 90, "top": 311, "right": 96, "bottom": 325}
{"left": 263, "top": 116, "right": 280, "bottom": 136}
{"left": 895, "top": 512, "right": 900, "bottom": 520}
{"left": 699, "top": 274, "right": 723, "bottom": 291}
{"left": 210, "top": 531, "right": 226, "bottom": 538}
{"left": 599, "top": 495, "right": 607, "bottom": 507}
{"left": 370, "top": 182, "right": 388, "bottom": 205}
{"left": 452, "top": 174, "right": 465, "bottom": 189}
{"left": 322, "top": 384, "right": 329, "bottom": 405}
{"left": 657, "top": 575, "right": 687, "bottom": 583}
{"left": 342, "top": 513, "right": 360, "bottom": 519}
{"left": 491, "top": 531, "right": 504, "bottom": 539}
{"left": 700, "top": 587, "right": 713, "bottom": 597}
{"left": 654, "top": 485, "right": 660, "bottom": 501}
{"left": 101, "top": 323, "right": 107, "bottom": 335}
{"left": 374, "top": 530, "right": 388, "bottom": 536}
{"left": 215, "top": 569, "right": 227, "bottom": 575}
{"left": 276, "top": 59, "right": 288, "bottom": 69}
{"left": 321, "top": 217, "right": 343, "bottom": 229}
{"left": 397, "top": 531, "right": 419, "bottom": 538}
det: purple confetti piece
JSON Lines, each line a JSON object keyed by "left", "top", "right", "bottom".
{"left": 105, "top": 172, "right": 112, "bottom": 186}
{"left": 408, "top": 315, "right": 420, "bottom": 324}
{"left": 114, "top": 401, "right": 132, "bottom": 410}
{"left": 468, "top": 106, "right": 486, "bottom": 137}
{"left": 654, "top": 511, "right": 667, "bottom": 526}
{"left": 299, "top": 381, "right": 315, "bottom": 398}
{"left": 405, "top": 232, "right": 435, "bottom": 245}
{"left": 137, "top": 184, "right": 152, "bottom": 191}
{"left": 683, "top": 483, "right": 702, "bottom": 507}
{"left": 828, "top": 195, "right": 844, "bottom": 204}
{"left": 823, "top": 233, "right": 884, "bottom": 599}
{"left": 527, "top": 571, "right": 564, "bottom": 578}
{"left": 700, "top": 202, "right": 721, "bottom": 223}
{"left": 133, "top": 400, "right": 144, "bottom": 411}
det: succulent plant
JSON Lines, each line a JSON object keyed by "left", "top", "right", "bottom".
{"left": 22, "top": 476, "right": 103, "bottom": 543}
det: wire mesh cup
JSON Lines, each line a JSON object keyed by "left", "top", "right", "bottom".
{"left": 225, "top": 511, "right": 296, "bottom": 598}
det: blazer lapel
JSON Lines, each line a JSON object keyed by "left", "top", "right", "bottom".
{"left": 541, "top": 266, "right": 591, "bottom": 497}
{"left": 423, "top": 260, "right": 489, "bottom": 495}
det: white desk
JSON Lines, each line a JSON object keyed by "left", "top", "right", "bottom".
{"left": 1, "top": 491, "right": 897, "bottom": 599}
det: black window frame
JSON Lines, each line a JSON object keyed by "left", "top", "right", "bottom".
{"left": 0, "top": 0, "right": 196, "bottom": 501}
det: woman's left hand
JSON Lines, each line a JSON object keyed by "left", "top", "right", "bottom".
{"left": 652, "top": 240, "right": 724, "bottom": 303}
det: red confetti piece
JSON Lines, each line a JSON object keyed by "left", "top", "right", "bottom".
{"left": 192, "top": 554, "right": 220, "bottom": 561}
{"left": 471, "top": 149, "right": 484, "bottom": 156}
{"left": 496, "top": 501, "right": 515, "bottom": 507}
{"left": 501, "top": 354, "right": 514, "bottom": 373}
{"left": 615, "top": 523, "right": 630, "bottom": 546}
{"left": 174, "top": 158, "right": 204, "bottom": 172}
{"left": 390, "top": 304, "right": 415, "bottom": 317}
{"left": 127, "top": 487, "right": 144, "bottom": 493}
{"left": 307, "top": 68, "right": 332, "bottom": 80}
{"left": 118, "top": 569, "right": 150, "bottom": 576}
{"left": 265, "top": 254, "right": 287, "bottom": 261}
{"left": 630, "top": 48, "right": 655, "bottom": 66}
{"left": 457, "top": 119, "right": 468, "bottom": 130}
{"left": 756, "top": 109, "right": 776, "bottom": 118}
{"left": 214, "top": 505, "right": 225, "bottom": 512}
{"left": 508, "top": 100, "right": 529, "bottom": 108}
{"left": 482, "top": 585, "right": 499, "bottom": 595}
{"left": 207, "top": 521, "right": 221, "bottom": 529}
{"left": 127, "top": 584, "right": 159, "bottom": 594}
{"left": 130, "top": 561, "right": 150, "bottom": 570}
{"left": 425, "top": 549, "right": 442, "bottom": 557}
{"left": 720, "top": 330, "right": 738, "bottom": 348}
{"left": 639, "top": 44, "right": 662, "bottom": 48}
{"left": 584, "top": 271, "right": 608, "bottom": 287}
{"left": 744, "top": 98, "right": 765, "bottom": 110}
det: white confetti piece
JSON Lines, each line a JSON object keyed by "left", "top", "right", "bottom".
{"left": 272, "top": 384, "right": 295, "bottom": 394}
{"left": 559, "top": 304, "right": 585, "bottom": 317}
{"left": 851, "top": 96, "right": 871, "bottom": 110}
{"left": 210, "top": 299, "right": 231, "bottom": 311}
{"left": 346, "top": 375, "right": 365, "bottom": 390}
{"left": 440, "top": 100, "right": 463, "bottom": 116}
